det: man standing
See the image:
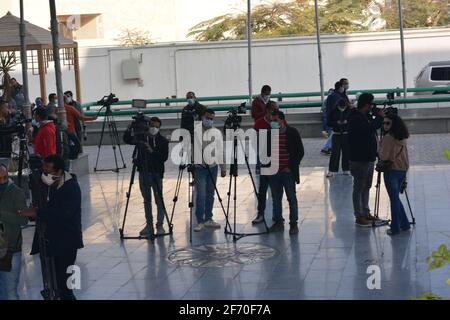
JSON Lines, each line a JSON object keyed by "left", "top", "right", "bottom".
{"left": 33, "top": 108, "right": 56, "bottom": 159}
{"left": 0, "top": 164, "right": 28, "bottom": 300}
{"left": 0, "top": 102, "right": 13, "bottom": 167}
{"left": 181, "top": 91, "right": 207, "bottom": 136}
{"left": 348, "top": 93, "right": 384, "bottom": 227}
{"left": 9, "top": 78, "right": 25, "bottom": 110}
{"left": 19, "top": 155, "right": 84, "bottom": 300}
{"left": 251, "top": 85, "right": 272, "bottom": 122}
{"left": 321, "top": 81, "right": 343, "bottom": 155}
{"left": 64, "top": 91, "right": 84, "bottom": 143}
{"left": 46, "top": 93, "right": 58, "bottom": 116}
{"left": 193, "top": 109, "right": 226, "bottom": 232}
{"left": 268, "top": 110, "right": 304, "bottom": 235}
{"left": 124, "top": 117, "right": 169, "bottom": 237}
{"left": 252, "top": 101, "right": 278, "bottom": 224}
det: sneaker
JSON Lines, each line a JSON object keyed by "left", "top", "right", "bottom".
{"left": 343, "top": 171, "right": 351, "bottom": 175}
{"left": 139, "top": 224, "right": 154, "bottom": 237}
{"left": 269, "top": 221, "right": 284, "bottom": 232}
{"left": 366, "top": 213, "right": 379, "bottom": 221}
{"left": 155, "top": 225, "right": 165, "bottom": 235}
{"left": 252, "top": 215, "right": 265, "bottom": 224}
{"left": 289, "top": 224, "right": 299, "bottom": 235}
{"left": 326, "top": 172, "right": 336, "bottom": 178}
{"left": 194, "top": 223, "right": 205, "bottom": 232}
{"left": 321, "top": 149, "right": 331, "bottom": 156}
{"left": 204, "top": 220, "right": 221, "bottom": 229}
{"left": 355, "top": 217, "right": 372, "bottom": 227}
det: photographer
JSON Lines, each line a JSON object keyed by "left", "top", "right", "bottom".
{"left": 124, "top": 116, "right": 169, "bottom": 237}
{"left": 18, "top": 155, "right": 83, "bottom": 300}
{"left": 0, "top": 101, "right": 13, "bottom": 167}
{"left": 378, "top": 114, "right": 410, "bottom": 236}
{"left": 0, "top": 164, "right": 28, "bottom": 300}
{"left": 180, "top": 91, "right": 206, "bottom": 135}
{"left": 193, "top": 109, "right": 226, "bottom": 232}
{"left": 326, "top": 99, "right": 351, "bottom": 177}
{"left": 251, "top": 85, "right": 272, "bottom": 122}
{"left": 348, "top": 93, "right": 384, "bottom": 227}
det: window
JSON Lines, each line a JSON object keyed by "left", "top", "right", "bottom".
{"left": 430, "top": 67, "right": 450, "bottom": 81}
{"left": 57, "top": 14, "right": 103, "bottom": 40}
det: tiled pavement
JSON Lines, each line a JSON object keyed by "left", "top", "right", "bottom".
{"left": 17, "top": 134, "right": 450, "bottom": 300}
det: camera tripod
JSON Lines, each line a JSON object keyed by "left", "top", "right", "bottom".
{"left": 94, "top": 104, "right": 126, "bottom": 173}
{"left": 373, "top": 169, "right": 416, "bottom": 228}
{"left": 224, "top": 132, "right": 270, "bottom": 242}
{"left": 170, "top": 137, "right": 231, "bottom": 244}
{"left": 119, "top": 144, "right": 172, "bottom": 240}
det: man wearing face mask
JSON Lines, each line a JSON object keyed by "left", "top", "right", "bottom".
{"left": 268, "top": 110, "right": 304, "bottom": 235}
{"left": 251, "top": 85, "right": 272, "bottom": 122}
{"left": 193, "top": 109, "right": 226, "bottom": 232}
{"left": 339, "top": 78, "right": 352, "bottom": 108}
{"left": 18, "top": 155, "right": 83, "bottom": 300}
{"left": 64, "top": 91, "right": 84, "bottom": 144}
{"left": 181, "top": 91, "right": 206, "bottom": 136}
{"left": 0, "top": 164, "right": 28, "bottom": 300}
{"left": 123, "top": 117, "right": 169, "bottom": 237}
{"left": 32, "top": 107, "right": 56, "bottom": 159}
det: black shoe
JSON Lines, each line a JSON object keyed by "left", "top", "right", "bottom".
{"left": 269, "top": 221, "right": 284, "bottom": 232}
{"left": 252, "top": 215, "right": 265, "bottom": 224}
{"left": 289, "top": 224, "right": 299, "bottom": 235}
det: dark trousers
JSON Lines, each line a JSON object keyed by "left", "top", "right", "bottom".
{"left": 257, "top": 174, "right": 270, "bottom": 216}
{"left": 350, "top": 161, "right": 374, "bottom": 217}
{"left": 269, "top": 172, "right": 298, "bottom": 224}
{"left": 54, "top": 249, "right": 78, "bottom": 300}
{"left": 329, "top": 133, "right": 349, "bottom": 172}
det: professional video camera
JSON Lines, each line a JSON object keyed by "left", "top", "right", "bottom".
{"left": 224, "top": 102, "right": 247, "bottom": 130}
{"left": 0, "top": 112, "right": 31, "bottom": 136}
{"left": 96, "top": 93, "right": 119, "bottom": 106}
{"left": 123, "top": 111, "right": 152, "bottom": 147}
{"left": 371, "top": 93, "right": 398, "bottom": 118}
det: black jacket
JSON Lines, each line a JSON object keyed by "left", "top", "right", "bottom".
{"left": 327, "top": 106, "right": 351, "bottom": 134}
{"left": 348, "top": 109, "right": 382, "bottom": 162}
{"left": 285, "top": 125, "right": 305, "bottom": 184}
{"left": 123, "top": 130, "right": 169, "bottom": 176}
{"left": 180, "top": 102, "right": 206, "bottom": 134}
{"left": 0, "top": 116, "right": 13, "bottom": 158}
{"left": 31, "top": 173, "right": 84, "bottom": 256}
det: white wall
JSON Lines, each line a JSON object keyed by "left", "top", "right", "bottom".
{"left": 9, "top": 28, "right": 450, "bottom": 103}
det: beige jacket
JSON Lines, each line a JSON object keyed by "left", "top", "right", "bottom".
{"left": 378, "top": 134, "right": 409, "bottom": 171}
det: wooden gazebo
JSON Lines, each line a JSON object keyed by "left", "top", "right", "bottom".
{"left": 0, "top": 11, "right": 81, "bottom": 104}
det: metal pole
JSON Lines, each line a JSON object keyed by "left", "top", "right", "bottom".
{"left": 247, "top": 0, "right": 253, "bottom": 104}
{"left": 314, "top": 0, "right": 325, "bottom": 105}
{"left": 49, "top": 0, "right": 67, "bottom": 127}
{"left": 398, "top": 0, "right": 407, "bottom": 100}
{"left": 19, "top": 0, "right": 31, "bottom": 120}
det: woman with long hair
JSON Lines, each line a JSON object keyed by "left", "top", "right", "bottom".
{"left": 378, "top": 114, "right": 411, "bottom": 235}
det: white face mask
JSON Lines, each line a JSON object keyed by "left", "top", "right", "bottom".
{"left": 149, "top": 127, "right": 159, "bottom": 136}
{"left": 202, "top": 118, "right": 213, "bottom": 128}
{"left": 41, "top": 173, "right": 59, "bottom": 186}
{"left": 262, "top": 95, "right": 270, "bottom": 103}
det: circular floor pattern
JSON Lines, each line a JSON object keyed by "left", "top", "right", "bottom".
{"left": 167, "top": 242, "right": 277, "bottom": 267}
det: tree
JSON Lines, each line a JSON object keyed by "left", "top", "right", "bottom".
{"left": 382, "top": 0, "right": 450, "bottom": 29}
{"left": 115, "top": 28, "right": 153, "bottom": 47}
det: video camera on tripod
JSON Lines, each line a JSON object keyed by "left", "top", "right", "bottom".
{"left": 371, "top": 92, "right": 398, "bottom": 118}
{"left": 96, "top": 93, "right": 119, "bottom": 106}
{"left": 0, "top": 112, "right": 31, "bottom": 136}
{"left": 224, "top": 102, "right": 247, "bottom": 130}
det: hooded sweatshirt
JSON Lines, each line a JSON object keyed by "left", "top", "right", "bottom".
{"left": 34, "top": 120, "right": 56, "bottom": 158}
{"left": 378, "top": 134, "right": 409, "bottom": 171}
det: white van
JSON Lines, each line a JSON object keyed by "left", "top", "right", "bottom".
{"left": 414, "top": 61, "right": 450, "bottom": 95}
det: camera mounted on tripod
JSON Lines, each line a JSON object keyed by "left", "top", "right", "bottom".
{"left": 0, "top": 112, "right": 31, "bottom": 137}
{"left": 371, "top": 92, "right": 398, "bottom": 118}
{"left": 224, "top": 102, "right": 247, "bottom": 130}
{"left": 96, "top": 93, "right": 119, "bottom": 106}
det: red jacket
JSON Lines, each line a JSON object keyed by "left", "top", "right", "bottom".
{"left": 34, "top": 121, "right": 56, "bottom": 158}
{"left": 254, "top": 116, "right": 271, "bottom": 130}
{"left": 251, "top": 96, "right": 267, "bottom": 122}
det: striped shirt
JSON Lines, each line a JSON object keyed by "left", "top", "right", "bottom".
{"left": 278, "top": 130, "right": 289, "bottom": 172}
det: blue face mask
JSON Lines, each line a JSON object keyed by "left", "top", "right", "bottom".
{"left": 270, "top": 121, "right": 280, "bottom": 129}
{"left": 187, "top": 99, "right": 195, "bottom": 106}
{"left": 202, "top": 118, "right": 213, "bottom": 128}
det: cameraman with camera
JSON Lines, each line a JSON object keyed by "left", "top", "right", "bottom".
{"left": 181, "top": 91, "right": 206, "bottom": 135}
{"left": 348, "top": 93, "right": 384, "bottom": 227}
{"left": 124, "top": 116, "right": 169, "bottom": 237}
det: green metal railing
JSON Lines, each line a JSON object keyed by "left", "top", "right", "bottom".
{"left": 82, "top": 86, "right": 450, "bottom": 117}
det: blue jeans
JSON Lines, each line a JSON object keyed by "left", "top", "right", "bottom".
{"left": 139, "top": 172, "right": 165, "bottom": 226}
{"left": 0, "top": 252, "right": 22, "bottom": 300}
{"left": 194, "top": 165, "right": 218, "bottom": 224}
{"left": 269, "top": 172, "right": 298, "bottom": 224}
{"left": 384, "top": 170, "right": 410, "bottom": 233}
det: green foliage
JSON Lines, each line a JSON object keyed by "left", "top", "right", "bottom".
{"left": 0, "top": 52, "right": 17, "bottom": 102}
{"left": 426, "top": 244, "right": 450, "bottom": 272}
{"left": 115, "top": 28, "right": 153, "bottom": 47}
{"left": 188, "top": 0, "right": 450, "bottom": 41}
{"left": 416, "top": 292, "right": 443, "bottom": 300}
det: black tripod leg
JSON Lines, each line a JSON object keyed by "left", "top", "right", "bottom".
{"left": 94, "top": 116, "right": 107, "bottom": 171}
{"left": 106, "top": 115, "right": 120, "bottom": 172}
{"left": 224, "top": 168, "right": 234, "bottom": 234}
{"left": 119, "top": 163, "right": 137, "bottom": 239}
{"left": 110, "top": 119, "right": 126, "bottom": 168}
{"left": 189, "top": 169, "right": 193, "bottom": 244}
{"left": 169, "top": 166, "right": 184, "bottom": 229}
